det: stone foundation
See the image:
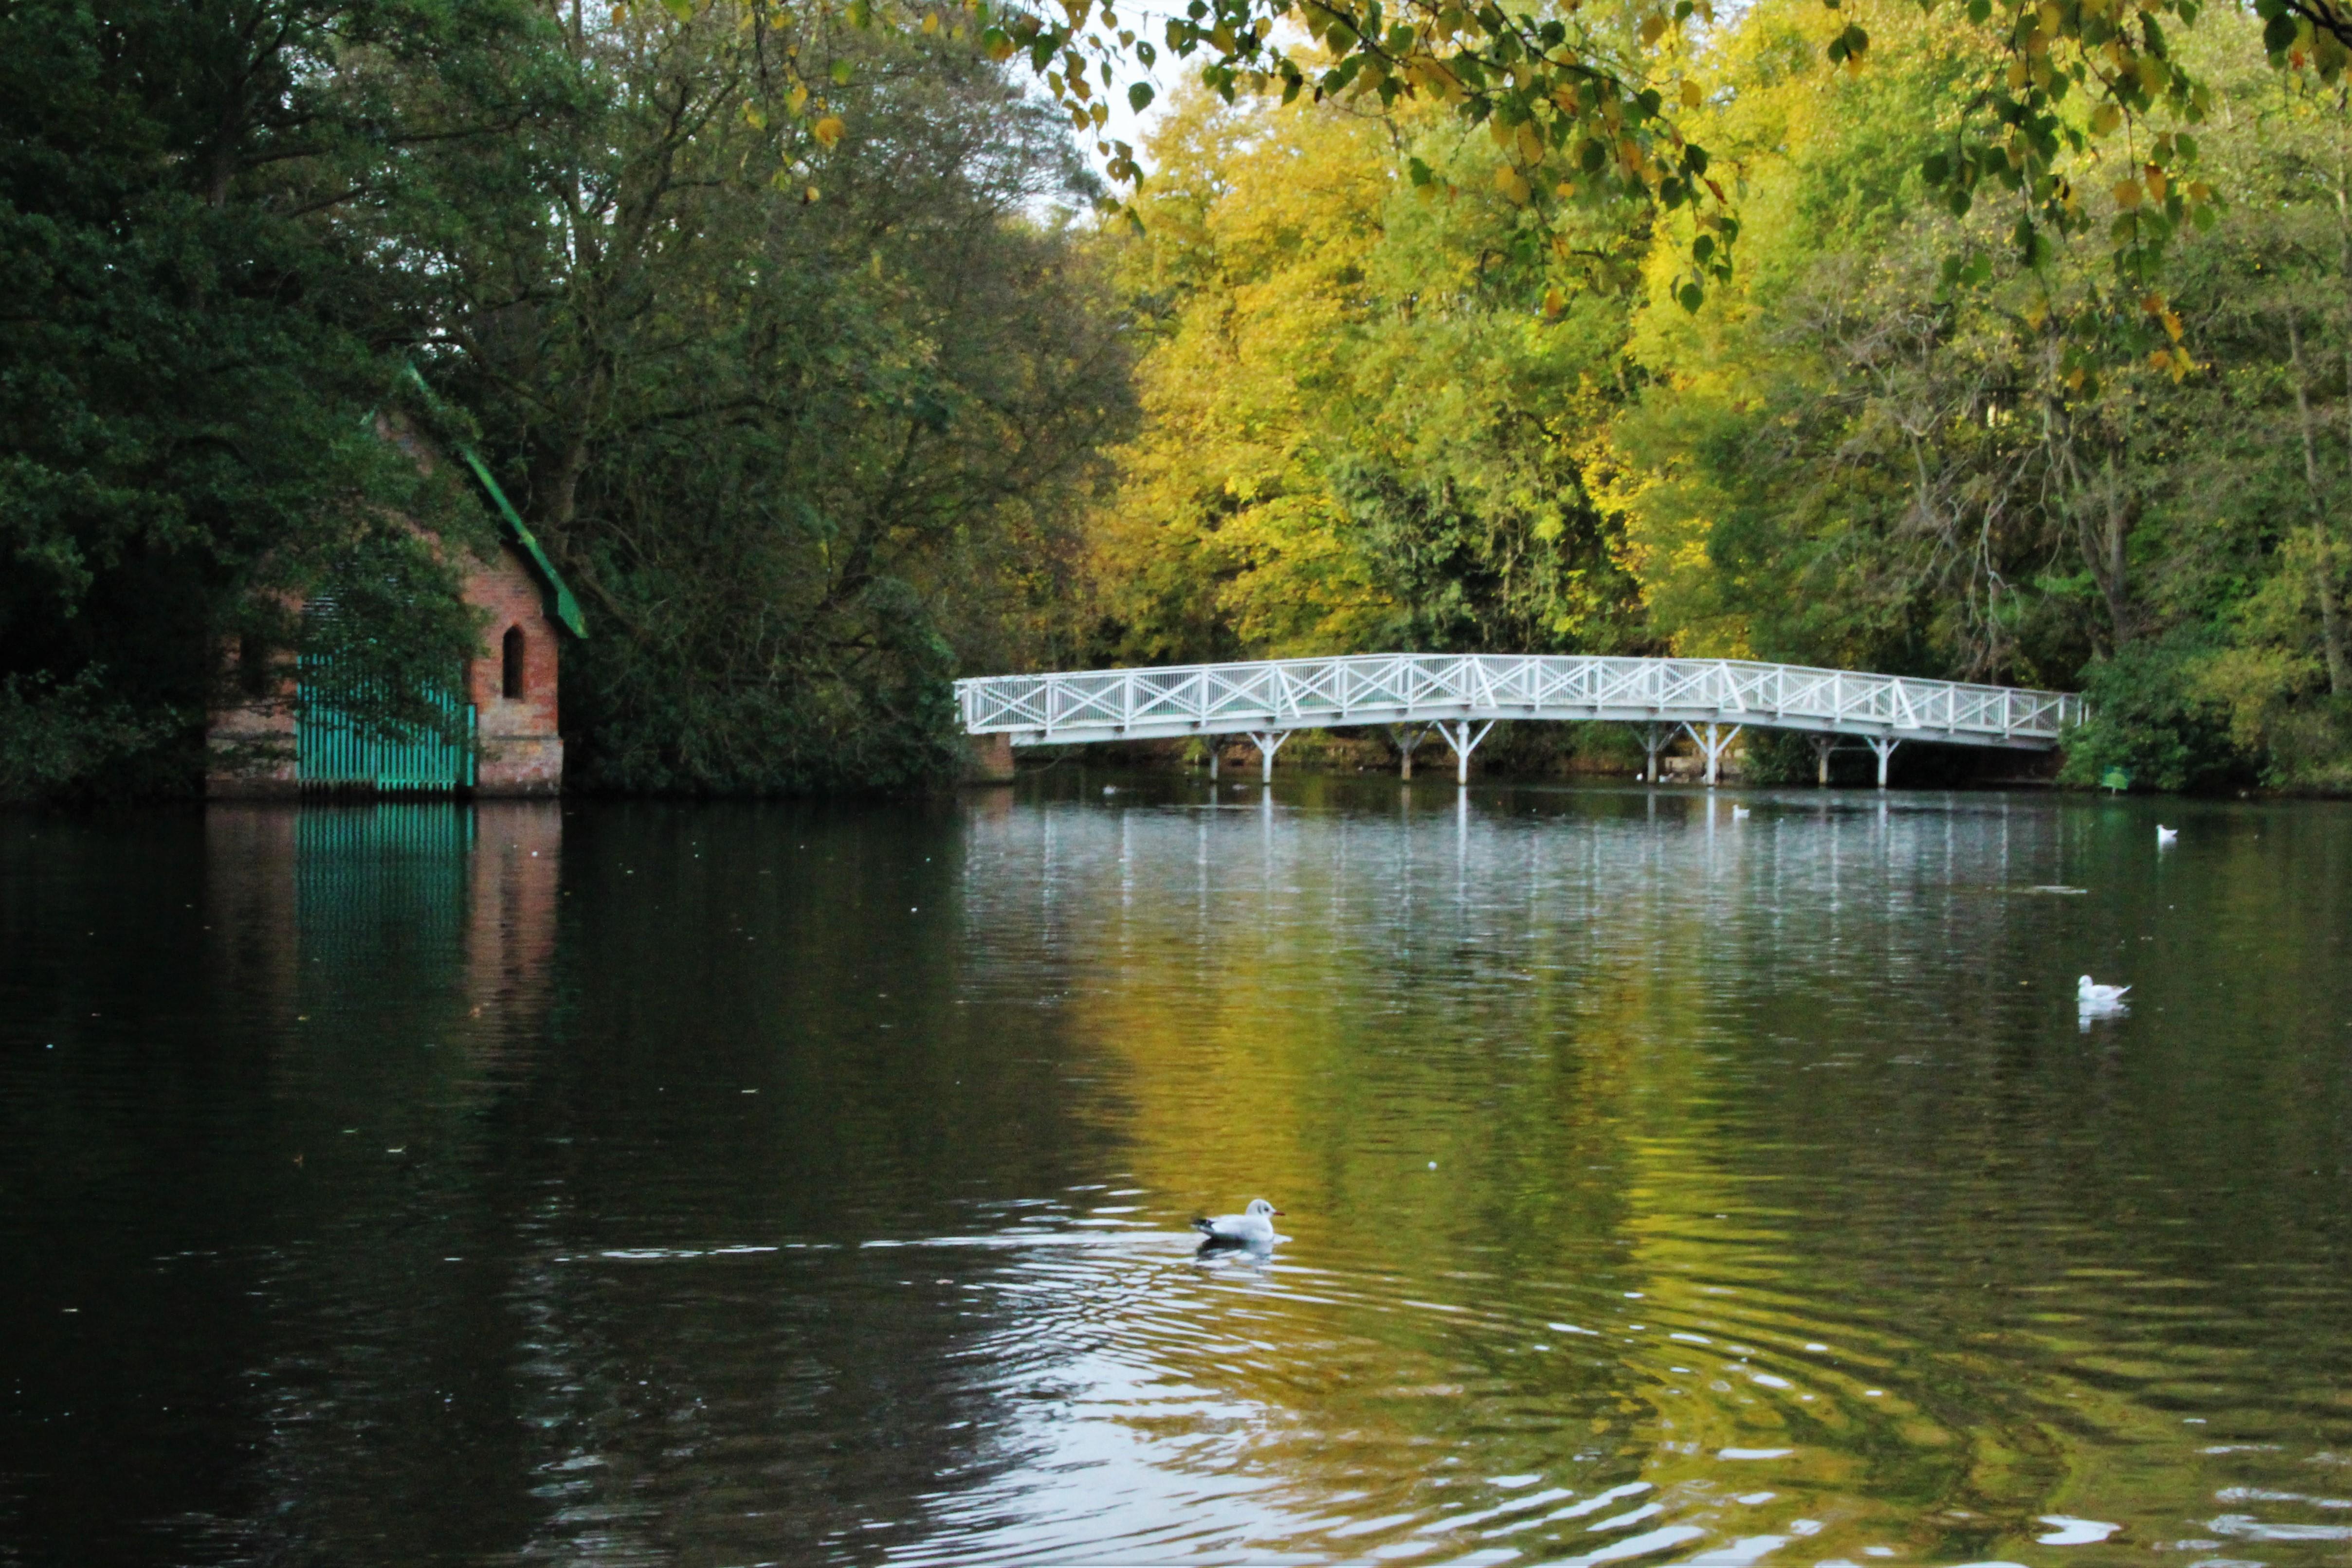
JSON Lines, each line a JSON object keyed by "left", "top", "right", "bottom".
{"left": 477, "top": 734, "right": 565, "bottom": 796}
{"left": 960, "top": 731, "right": 1016, "bottom": 784}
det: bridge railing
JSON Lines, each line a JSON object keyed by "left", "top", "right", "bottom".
{"left": 955, "top": 653, "right": 2084, "bottom": 750}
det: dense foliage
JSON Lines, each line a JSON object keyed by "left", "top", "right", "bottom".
{"left": 1082, "top": 91, "right": 1647, "bottom": 667}
{"left": 1077, "top": 0, "right": 2352, "bottom": 789}
{"left": 0, "top": 0, "right": 1125, "bottom": 799}
{"left": 0, "top": 0, "right": 526, "bottom": 796}
{"left": 415, "top": 15, "right": 1132, "bottom": 792}
{"left": 8, "top": 0, "right": 2352, "bottom": 799}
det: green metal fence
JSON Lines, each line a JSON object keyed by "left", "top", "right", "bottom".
{"left": 295, "top": 666, "right": 476, "bottom": 792}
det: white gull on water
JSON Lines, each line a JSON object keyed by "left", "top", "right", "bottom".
{"left": 2078, "top": 975, "right": 2131, "bottom": 1009}
{"left": 1192, "top": 1198, "right": 1283, "bottom": 1247}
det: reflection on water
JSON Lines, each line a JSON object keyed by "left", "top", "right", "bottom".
{"left": 2, "top": 780, "right": 2351, "bottom": 1566}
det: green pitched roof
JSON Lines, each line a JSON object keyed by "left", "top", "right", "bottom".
{"left": 399, "top": 365, "right": 589, "bottom": 639}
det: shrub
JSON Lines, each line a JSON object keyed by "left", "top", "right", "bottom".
{"left": 2060, "top": 631, "right": 2254, "bottom": 793}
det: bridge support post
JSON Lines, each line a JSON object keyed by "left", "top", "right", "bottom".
{"left": 1438, "top": 720, "right": 1494, "bottom": 785}
{"left": 1639, "top": 723, "right": 1670, "bottom": 784}
{"left": 1390, "top": 724, "right": 1434, "bottom": 780}
{"left": 1867, "top": 735, "right": 1901, "bottom": 789}
{"left": 1810, "top": 735, "right": 1836, "bottom": 787}
{"left": 1247, "top": 730, "right": 1289, "bottom": 782}
{"left": 1682, "top": 721, "right": 1743, "bottom": 787}
{"left": 1208, "top": 739, "right": 1220, "bottom": 781}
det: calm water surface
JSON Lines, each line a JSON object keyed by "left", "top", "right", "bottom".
{"left": 3, "top": 777, "right": 2351, "bottom": 1567}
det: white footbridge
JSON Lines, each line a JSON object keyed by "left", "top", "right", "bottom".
{"left": 955, "top": 653, "right": 2083, "bottom": 787}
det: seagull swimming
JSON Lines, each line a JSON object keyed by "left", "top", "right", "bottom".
{"left": 1731, "top": 805, "right": 1751, "bottom": 820}
{"left": 2156, "top": 824, "right": 2178, "bottom": 845}
{"left": 2077, "top": 975, "right": 2131, "bottom": 1008}
{"left": 1192, "top": 1198, "right": 1282, "bottom": 1248}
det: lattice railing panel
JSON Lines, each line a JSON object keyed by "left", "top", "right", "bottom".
{"left": 956, "top": 653, "right": 2082, "bottom": 752}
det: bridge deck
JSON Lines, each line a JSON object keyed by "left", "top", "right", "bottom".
{"left": 956, "top": 653, "right": 2081, "bottom": 752}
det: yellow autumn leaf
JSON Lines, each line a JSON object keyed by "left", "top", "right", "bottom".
{"left": 1543, "top": 287, "right": 1567, "bottom": 315}
{"left": 2145, "top": 165, "right": 2168, "bottom": 202}
{"left": 923, "top": 10, "right": 939, "bottom": 30}
{"left": 2007, "top": 57, "right": 2029, "bottom": 89}
{"left": 1640, "top": 13, "right": 1668, "bottom": 45}
{"left": 787, "top": 83, "right": 809, "bottom": 115}
{"left": 1495, "top": 162, "right": 1531, "bottom": 204}
{"left": 2092, "top": 102, "right": 2121, "bottom": 134}
{"left": 2113, "top": 178, "right": 2143, "bottom": 208}
{"left": 813, "top": 115, "right": 845, "bottom": 148}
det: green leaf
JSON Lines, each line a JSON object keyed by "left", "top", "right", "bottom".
{"left": 1129, "top": 81, "right": 1155, "bottom": 112}
{"left": 1677, "top": 281, "right": 1705, "bottom": 313}
{"left": 1922, "top": 151, "right": 1951, "bottom": 184}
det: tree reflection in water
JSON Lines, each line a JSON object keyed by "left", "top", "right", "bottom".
{"left": 0, "top": 784, "right": 2349, "bottom": 1565}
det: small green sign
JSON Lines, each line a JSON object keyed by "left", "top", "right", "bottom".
{"left": 2100, "top": 766, "right": 2131, "bottom": 793}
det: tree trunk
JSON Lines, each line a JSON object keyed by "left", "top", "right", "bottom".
{"left": 2057, "top": 424, "right": 2133, "bottom": 650}
{"left": 2286, "top": 310, "right": 2351, "bottom": 696}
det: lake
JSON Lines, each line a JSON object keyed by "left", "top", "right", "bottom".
{"left": 3, "top": 776, "right": 2350, "bottom": 1567}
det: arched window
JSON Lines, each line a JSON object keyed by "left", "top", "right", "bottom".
{"left": 501, "top": 625, "right": 526, "bottom": 700}
{"left": 237, "top": 632, "right": 271, "bottom": 696}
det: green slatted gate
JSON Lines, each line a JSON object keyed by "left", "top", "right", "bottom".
{"left": 296, "top": 656, "right": 476, "bottom": 793}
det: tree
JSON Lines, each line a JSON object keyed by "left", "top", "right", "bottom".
{"left": 409, "top": 14, "right": 1134, "bottom": 790}
{"left": 0, "top": 0, "right": 556, "bottom": 799}
{"left": 1085, "top": 84, "right": 1643, "bottom": 667}
{"left": 1607, "top": 0, "right": 2352, "bottom": 785}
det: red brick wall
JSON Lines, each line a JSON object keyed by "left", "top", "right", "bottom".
{"left": 465, "top": 543, "right": 565, "bottom": 795}
{"left": 207, "top": 536, "right": 568, "bottom": 796}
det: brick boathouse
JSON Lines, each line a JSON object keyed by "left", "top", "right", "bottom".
{"left": 208, "top": 410, "right": 588, "bottom": 798}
